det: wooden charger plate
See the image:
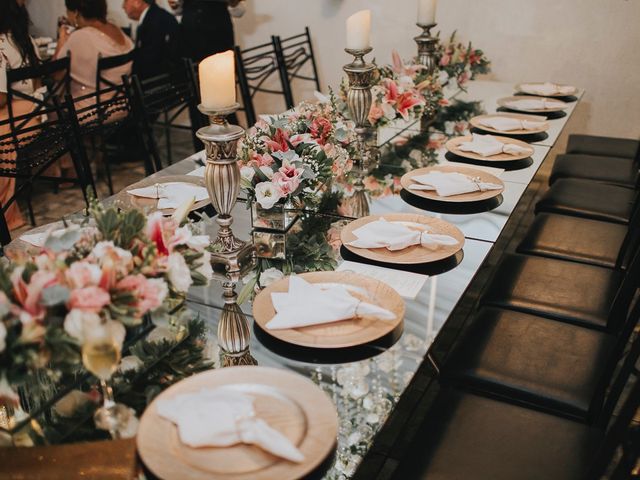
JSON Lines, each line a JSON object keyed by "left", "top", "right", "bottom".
{"left": 341, "top": 213, "right": 465, "bottom": 265}
{"left": 515, "top": 82, "right": 577, "bottom": 97}
{"left": 469, "top": 113, "right": 550, "bottom": 135}
{"left": 116, "top": 175, "right": 209, "bottom": 215}
{"left": 400, "top": 165, "right": 504, "bottom": 203}
{"left": 445, "top": 135, "right": 534, "bottom": 162}
{"left": 137, "top": 366, "right": 338, "bottom": 480}
{"left": 253, "top": 271, "right": 405, "bottom": 349}
{"left": 497, "top": 95, "right": 568, "bottom": 113}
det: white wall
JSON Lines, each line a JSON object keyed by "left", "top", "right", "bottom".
{"left": 27, "top": 0, "right": 640, "bottom": 140}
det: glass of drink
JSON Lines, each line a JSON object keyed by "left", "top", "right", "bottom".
{"left": 81, "top": 323, "right": 133, "bottom": 438}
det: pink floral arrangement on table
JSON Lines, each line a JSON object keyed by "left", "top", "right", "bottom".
{"left": 0, "top": 202, "right": 213, "bottom": 408}
{"left": 338, "top": 50, "right": 442, "bottom": 129}
{"left": 437, "top": 31, "right": 491, "bottom": 92}
{"left": 238, "top": 99, "right": 354, "bottom": 210}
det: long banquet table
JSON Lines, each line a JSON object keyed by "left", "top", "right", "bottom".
{"left": 5, "top": 79, "right": 583, "bottom": 479}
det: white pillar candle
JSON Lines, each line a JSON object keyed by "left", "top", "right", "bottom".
{"left": 418, "top": 0, "right": 437, "bottom": 24}
{"left": 346, "top": 10, "right": 371, "bottom": 50}
{"left": 198, "top": 50, "right": 236, "bottom": 110}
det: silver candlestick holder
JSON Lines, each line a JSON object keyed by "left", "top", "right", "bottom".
{"left": 343, "top": 47, "right": 376, "bottom": 169}
{"left": 414, "top": 23, "right": 439, "bottom": 74}
{"left": 213, "top": 266, "right": 257, "bottom": 368}
{"left": 196, "top": 103, "right": 255, "bottom": 273}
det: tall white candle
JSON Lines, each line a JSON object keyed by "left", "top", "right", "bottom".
{"left": 198, "top": 50, "right": 236, "bottom": 110}
{"left": 418, "top": 0, "right": 437, "bottom": 24}
{"left": 346, "top": 10, "right": 371, "bottom": 50}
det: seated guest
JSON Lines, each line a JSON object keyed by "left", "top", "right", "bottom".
{"left": 55, "top": 0, "right": 134, "bottom": 102}
{"left": 0, "top": 0, "right": 41, "bottom": 231}
{"left": 123, "top": 0, "right": 181, "bottom": 80}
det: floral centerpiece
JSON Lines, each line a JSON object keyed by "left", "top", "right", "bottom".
{"left": 338, "top": 51, "right": 442, "bottom": 130}
{"left": 437, "top": 31, "right": 491, "bottom": 93}
{"left": 0, "top": 202, "right": 213, "bottom": 409}
{"left": 238, "top": 99, "right": 354, "bottom": 215}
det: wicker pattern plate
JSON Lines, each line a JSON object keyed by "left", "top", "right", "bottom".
{"left": 114, "top": 175, "right": 209, "bottom": 215}
{"left": 497, "top": 95, "right": 568, "bottom": 113}
{"left": 253, "top": 271, "right": 405, "bottom": 349}
{"left": 515, "top": 82, "right": 577, "bottom": 97}
{"left": 469, "top": 113, "right": 550, "bottom": 135}
{"left": 445, "top": 135, "right": 534, "bottom": 162}
{"left": 400, "top": 165, "right": 504, "bottom": 203}
{"left": 137, "top": 366, "right": 338, "bottom": 480}
{"left": 341, "top": 213, "right": 465, "bottom": 265}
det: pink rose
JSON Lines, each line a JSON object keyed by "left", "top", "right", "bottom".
{"left": 251, "top": 152, "right": 274, "bottom": 167}
{"left": 368, "top": 104, "right": 384, "bottom": 125}
{"left": 65, "top": 261, "right": 101, "bottom": 289}
{"left": 68, "top": 286, "right": 111, "bottom": 313}
{"left": 116, "top": 274, "right": 168, "bottom": 317}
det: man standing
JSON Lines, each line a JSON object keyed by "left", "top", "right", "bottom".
{"left": 123, "top": 0, "right": 181, "bottom": 79}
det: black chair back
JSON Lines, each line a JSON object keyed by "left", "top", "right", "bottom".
{"left": 235, "top": 39, "right": 293, "bottom": 128}
{"left": 6, "top": 55, "right": 71, "bottom": 134}
{"left": 96, "top": 50, "right": 135, "bottom": 90}
{"left": 0, "top": 97, "right": 94, "bottom": 246}
{"left": 273, "top": 27, "right": 321, "bottom": 103}
{"left": 130, "top": 58, "right": 199, "bottom": 169}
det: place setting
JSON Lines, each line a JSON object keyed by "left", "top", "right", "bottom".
{"left": 251, "top": 271, "right": 405, "bottom": 363}
{"left": 497, "top": 95, "right": 569, "bottom": 119}
{"left": 111, "top": 174, "right": 212, "bottom": 218}
{"left": 339, "top": 213, "right": 465, "bottom": 276}
{"left": 137, "top": 366, "right": 339, "bottom": 480}
{"left": 469, "top": 112, "right": 550, "bottom": 143}
{"left": 444, "top": 133, "right": 535, "bottom": 170}
{"left": 399, "top": 164, "right": 505, "bottom": 214}
{"left": 515, "top": 81, "right": 579, "bottom": 102}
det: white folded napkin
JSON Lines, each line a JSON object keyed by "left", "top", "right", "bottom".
{"left": 127, "top": 182, "right": 208, "bottom": 210}
{"left": 20, "top": 231, "right": 58, "bottom": 247}
{"left": 267, "top": 276, "right": 396, "bottom": 330}
{"left": 505, "top": 98, "right": 567, "bottom": 111}
{"left": 345, "top": 217, "right": 459, "bottom": 251}
{"left": 156, "top": 388, "right": 304, "bottom": 463}
{"left": 458, "top": 134, "right": 531, "bottom": 157}
{"left": 520, "top": 82, "right": 574, "bottom": 96}
{"left": 477, "top": 116, "right": 546, "bottom": 132}
{"left": 408, "top": 171, "right": 502, "bottom": 197}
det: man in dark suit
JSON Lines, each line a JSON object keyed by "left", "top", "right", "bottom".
{"left": 123, "top": 0, "right": 181, "bottom": 79}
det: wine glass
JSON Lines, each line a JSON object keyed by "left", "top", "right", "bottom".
{"left": 81, "top": 323, "right": 134, "bottom": 438}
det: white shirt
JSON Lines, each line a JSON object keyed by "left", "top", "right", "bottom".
{"left": 138, "top": 5, "right": 150, "bottom": 26}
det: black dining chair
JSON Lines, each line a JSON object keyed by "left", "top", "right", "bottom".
{"left": 273, "top": 27, "right": 322, "bottom": 104}
{"left": 549, "top": 151, "right": 639, "bottom": 188}
{"left": 130, "top": 58, "right": 200, "bottom": 169}
{"left": 0, "top": 97, "right": 94, "bottom": 246}
{"left": 516, "top": 207, "right": 640, "bottom": 270}
{"left": 70, "top": 78, "right": 141, "bottom": 195}
{"left": 6, "top": 55, "right": 71, "bottom": 133}
{"left": 479, "top": 245, "right": 640, "bottom": 334}
{"left": 566, "top": 133, "right": 639, "bottom": 160}
{"left": 439, "top": 292, "right": 640, "bottom": 424}
{"left": 235, "top": 39, "right": 293, "bottom": 128}
{"left": 391, "top": 378, "right": 640, "bottom": 480}
{"left": 535, "top": 178, "right": 639, "bottom": 225}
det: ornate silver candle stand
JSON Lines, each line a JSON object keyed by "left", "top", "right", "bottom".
{"left": 343, "top": 47, "right": 376, "bottom": 169}
{"left": 196, "top": 103, "right": 255, "bottom": 273}
{"left": 414, "top": 23, "right": 439, "bottom": 74}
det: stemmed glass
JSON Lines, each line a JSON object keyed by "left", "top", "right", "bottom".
{"left": 81, "top": 322, "right": 134, "bottom": 438}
